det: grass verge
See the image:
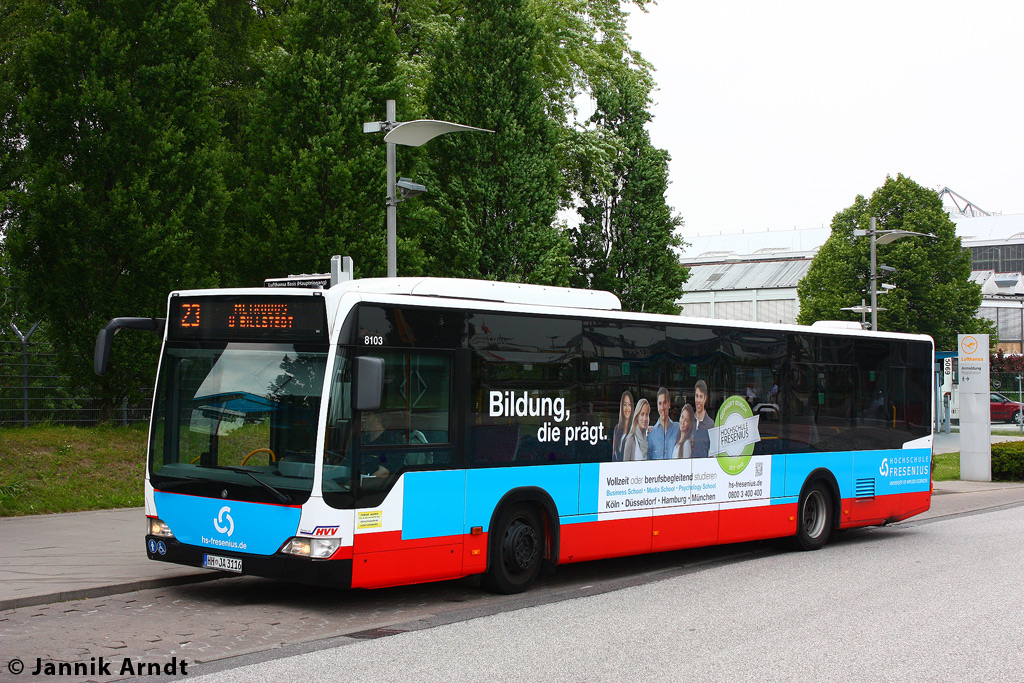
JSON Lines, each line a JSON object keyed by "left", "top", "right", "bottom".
{"left": 932, "top": 451, "right": 959, "bottom": 481}
{"left": 0, "top": 424, "right": 147, "bottom": 517}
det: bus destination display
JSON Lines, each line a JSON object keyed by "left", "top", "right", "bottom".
{"left": 169, "top": 296, "right": 327, "bottom": 342}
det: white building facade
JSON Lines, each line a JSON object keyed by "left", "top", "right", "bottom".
{"left": 677, "top": 214, "right": 1024, "bottom": 351}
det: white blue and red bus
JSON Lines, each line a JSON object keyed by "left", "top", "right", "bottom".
{"left": 95, "top": 269, "right": 933, "bottom": 593}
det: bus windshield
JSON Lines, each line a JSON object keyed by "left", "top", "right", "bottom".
{"left": 149, "top": 342, "right": 328, "bottom": 505}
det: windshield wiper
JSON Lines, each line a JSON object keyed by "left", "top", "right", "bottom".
{"left": 199, "top": 465, "right": 293, "bottom": 504}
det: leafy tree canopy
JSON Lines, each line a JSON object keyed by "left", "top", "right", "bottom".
{"left": 421, "top": 0, "right": 568, "bottom": 284}
{"left": 235, "top": 0, "right": 401, "bottom": 283}
{"left": 570, "top": 61, "right": 687, "bottom": 313}
{"left": 2, "top": 0, "right": 228, "bottom": 409}
{"left": 797, "top": 174, "right": 991, "bottom": 349}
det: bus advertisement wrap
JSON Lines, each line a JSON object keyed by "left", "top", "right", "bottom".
{"left": 590, "top": 391, "right": 769, "bottom": 511}
{"left": 599, "top": 456, "right": 770, "bottom": 511}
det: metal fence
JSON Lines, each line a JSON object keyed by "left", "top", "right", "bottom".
{"left": 992, "top": 372, "right": 1024, "bottom": 401}
{"left": 0, "top": 338, "right": 151, "bottom": 427}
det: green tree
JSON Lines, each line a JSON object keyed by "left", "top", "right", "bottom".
{"left": 527, "top": 0, "right": 653, "bottom": 208}
{"left": 797, "top": 174, "right": 989, "bottom": 349}
{"left": 2, "top": 0, "right": 228, "bottom": 412}
{"left": 235, "top": 0, "right": 401, "bottom": 283}
{"left": 382, "top": 0, "right": 652, "bottom": 204}
{"left": 570, "top": 65, "right": 687, "bottom": 314}
{"left": 422, "top": 0, "right": 568, "bottom": 284}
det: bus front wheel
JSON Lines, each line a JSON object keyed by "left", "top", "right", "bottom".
{"left": 482, "top": 504, "right": 543, "bottom": 594}
{"left": 794, "top": 482, "right": 833, "bottom": 551}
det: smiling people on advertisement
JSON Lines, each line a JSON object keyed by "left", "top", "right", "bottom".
{"left": 691, "top": 380, "right": 715, "bottom": 458}
{"left": 622, "top": 398, "right": 651, "bottom": 461}
{"left": 647, "top": 387, "right": 680, "bottom": 459}
{"left": 672, "top": 403, "right": 695, "bottom": 459}
{"left": 612, "top": 390, "right": 634, "bottom": 462}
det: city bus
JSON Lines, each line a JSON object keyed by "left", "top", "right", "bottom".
{"left": 95, "top": 265, "right": 933, "bottom": 593}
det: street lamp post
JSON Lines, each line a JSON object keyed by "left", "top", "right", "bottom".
{"left": 364, "top": 100, "right": 492, "bottom": 277}
{"left": 853, "top": 217, "right": 933, "bottom": 331}
{"left": 840, "top": 300, "right": 875, "bottom": 329}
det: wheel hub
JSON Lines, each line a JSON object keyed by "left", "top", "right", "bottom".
{"left": 803, "top": 490, "right": 826, "bottom": 538}
{"left": 503, "top": 520, "right": 538, "bottom": 572}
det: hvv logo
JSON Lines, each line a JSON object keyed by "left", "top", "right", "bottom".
{"left": 214, "top": 506, "right": 235, "bottom": 536}
{"left": 879, "top": 458, "right": 889, "bottom": 478}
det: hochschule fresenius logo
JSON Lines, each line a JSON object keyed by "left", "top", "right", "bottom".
{"left": 213, "top": 506, "right": 235, "bottom": 536}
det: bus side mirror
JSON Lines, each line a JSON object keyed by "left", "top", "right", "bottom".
{"left": 94, "top": 317, "right": 166, "bottom": 375}
{"left": 354, "top": 356, "right": 384, "bottom": 411}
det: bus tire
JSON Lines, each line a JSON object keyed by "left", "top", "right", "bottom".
{"left": 482, "top": 504, "right": 543, "bottom": 594}
{"left": 794, "top": 482, "right": 833, "bottom": 551}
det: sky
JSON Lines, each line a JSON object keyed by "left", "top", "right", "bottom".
{"left": 626, "top": 1, "right": 1024, "bottom": 241}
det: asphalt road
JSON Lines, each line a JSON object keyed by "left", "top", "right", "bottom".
{"left": 183, "top": 505, "right": 1024, "bottom": 683}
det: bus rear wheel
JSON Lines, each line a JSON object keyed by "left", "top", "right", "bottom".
{"left": 482, "top": 504, "right": 543, "bottom": 594}
{"left": 794, "top": 482, "right": 833, "bottom": 551}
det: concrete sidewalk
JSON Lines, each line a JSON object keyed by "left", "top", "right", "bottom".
{"left": 932, "top": 429, "right": 1024, "bottom": 454}
{"left": 3, "top": 477, "right": 1024, "bottom": 612}
{"left": 0, "top": 508, "right": 214, "bottom": 611}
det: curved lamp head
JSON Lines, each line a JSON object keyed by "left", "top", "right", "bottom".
{"left": 384, "top": 120, "right": 493, "bottom": 147}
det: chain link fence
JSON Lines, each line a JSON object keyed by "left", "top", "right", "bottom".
{"left": 0, "top": 337, "right": 151, "bottom": 427}
{"left": 991, "top": 372, "right": 1024, "bottom": 401}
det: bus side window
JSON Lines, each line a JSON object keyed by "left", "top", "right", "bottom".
{"left": 357, "top": 352, "right": 452, "bottom": 490}
{"left": 325, "top": 357, "right": 353, "bottom": 465}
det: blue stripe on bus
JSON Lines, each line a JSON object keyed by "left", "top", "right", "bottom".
{"left": 154, "top": 491, "right": 301, "bottom": 555}
{"left": 465, "top": 465, "right": 581, "bottom": 532}
{"left": 403, "top": 470, "right": 467, "bottom": 540}
{"left": 771, "top": 454, "right": 786, "bottom": 499}
{"left": 784, "top": 452, "right": 855, "bottom": 498}
{"left": 563, "top": 514, "right": 598, "bottom": 525}
{"left": 399, "top": 446, "right": 930, "bottom": 540}
{"left": 579, "top": 463, "right": 600, "bottom": 513}
{"left": 783, "top": 448, "right": 931, "bottom": 498}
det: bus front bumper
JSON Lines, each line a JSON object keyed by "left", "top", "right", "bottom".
{"left": 145, "top": 535, "right": 353, "bottom": 588}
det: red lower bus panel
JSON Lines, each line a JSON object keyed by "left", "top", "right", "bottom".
{"left": 840, "top": 490, "right": 931, "bottom": 528}
{"left": 463, "top": 533, "right": 488, "bottom": 574}
{"left": 718, "top": 503, "right": 797, "bottom": 544}
{"left": 559, "top": 515, "right": 653, "bottom": 564}
{"left": 843, "top": 494, "right": 901, "bottom": 527}
{"left": 347, "top": 489, "right": 931, "bottom": 589}
{"left": 652, "top": 509, "right": 718, "bottom": 552}
{"left": 352, "top": 543, "right": 464, "bottom": 589}
{"left": 351, "top": 530, "right": 468, "bottom": 588}
{"left": 353, "top": 530, "right": 461, "bottom": 553}
{"left": 896, "top": 490, "right": 932, "bottom": 521}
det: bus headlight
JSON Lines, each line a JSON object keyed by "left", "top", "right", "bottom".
{"left": 148, "top": 517, "right": 175, "bottom": 538}
{"left": 280, "top": 537, "right": 342, "bottom": 559}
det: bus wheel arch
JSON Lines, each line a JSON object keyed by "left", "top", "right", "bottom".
{"left": 794, "top": 470, "right": 839, "bottom": 551}
{"left": 482, "top": 488, "right": 559, "bottom": 594}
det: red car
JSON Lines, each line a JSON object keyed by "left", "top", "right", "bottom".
{"left": 990, "top": 392, "right": 1023, "bottom": 424}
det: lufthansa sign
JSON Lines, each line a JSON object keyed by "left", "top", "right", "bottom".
{"left": 957, "top": 334, "right": 989, "bottom": 395}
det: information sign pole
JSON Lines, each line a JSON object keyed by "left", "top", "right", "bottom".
{"left": 957, "top": 334, "right": 991, "bottom": 481}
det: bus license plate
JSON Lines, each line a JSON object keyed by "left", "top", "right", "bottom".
{"left": 203, "top": 554, "right": 242, "bottom": 573}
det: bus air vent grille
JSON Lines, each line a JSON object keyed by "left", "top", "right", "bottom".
{"left": 855, "top": 478, "right": 876, "bottom": 499}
